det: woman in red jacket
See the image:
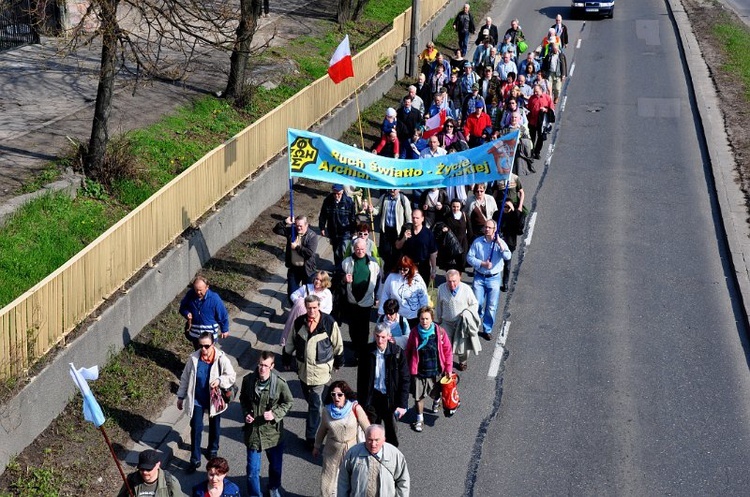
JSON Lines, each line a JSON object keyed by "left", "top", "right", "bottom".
{"left": 526, "top": 83, "right": 554, "bottom": 159}
{"left": 405, "top": 305, "right": 453, "bottom": 433}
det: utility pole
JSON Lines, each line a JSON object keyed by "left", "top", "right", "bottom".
{"left": 409, "top": 0, "right": 420, "bottom": 77}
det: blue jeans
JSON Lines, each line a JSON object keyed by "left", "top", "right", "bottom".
{"left": 473, "top": 272, "right": 502, "bottom": 334}
{"left": 459, "top": 31, "right": 470, "bottom": 59}
{"left": 301, "top": 382, "right": 325, "bottom": 441}
{"left": 246, "top": 443, "right": 284, "bottom": 497}
{"left": 190, "top": 403, "right": 221, "bottom": 464}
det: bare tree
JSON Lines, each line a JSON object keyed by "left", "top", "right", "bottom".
{"left": 43, "top": 0, "right": 268, "bottom": 180}
{"left": 337, "top": 0, "right": 369, "bottom": 25}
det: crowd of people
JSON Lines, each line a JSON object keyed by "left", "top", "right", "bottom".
{"left": 118, "top": 6, "right": 571, "bottom": 496}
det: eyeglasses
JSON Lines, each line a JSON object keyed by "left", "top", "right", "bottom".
{"left": 445, "top": 124, "right": 454, "bottom": 128}
{"left": 331, "top": 392, "right": 345, "bottom": 398}
{"left": 200, "top": 343, "right": 213, "bottom": 349}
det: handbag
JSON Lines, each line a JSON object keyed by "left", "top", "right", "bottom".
{"left": 210, "top": 386, "right": 227, "bottom": 414}
{"left": 517, "top": 40, "right": 528, "bottom": 54}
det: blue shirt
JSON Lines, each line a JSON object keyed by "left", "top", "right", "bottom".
{"left": 194, "top": 360, "right": 211, "bottom": 408}
{"left": 192, "top": 478, "right": 242, "bottom": 496}
{"left": 467, "top": 236, "right": 512, "bottom": 276}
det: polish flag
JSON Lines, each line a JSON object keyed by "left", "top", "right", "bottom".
{"left": 328, "top": 35, "right": 354, "bottom": 84}
{"left": 422, "top": 109, "right": 447, "bottom": 139}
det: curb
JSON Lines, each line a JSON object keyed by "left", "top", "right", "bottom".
{"left": 666, "top": 0, "right": 750, "bottom": 325}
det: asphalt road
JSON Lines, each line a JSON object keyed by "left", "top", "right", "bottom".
{"left": 170, "top": 1, "right": 750, "bottom": 496}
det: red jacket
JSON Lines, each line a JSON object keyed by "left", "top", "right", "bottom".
{"left": 527, "top": 93, "right": 554, "bottom": 127}
{"left": 463, "top": 111, "right": 493, "bottom": 138}
{"left": 406, "top": 324, "right": 453, "bottom": 375}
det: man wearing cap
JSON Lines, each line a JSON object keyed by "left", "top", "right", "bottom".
{"left": 319, "top": 183, "right": 356, "bottom": 270}
{"left": 459, "top": 61, "right": 478, "bottom": 102}
{"left": 118, "top": 449, "right": 185, "bottom": 497}
{"left": 463, "top": 100, "right": 492, "bottom": 148}
{"left": 461, "top": 82, "right": 485, "bottom": 119}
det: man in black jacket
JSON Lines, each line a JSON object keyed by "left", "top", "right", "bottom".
{"left": 273, "top": 215, "right": 319, "bottom": 301}
{"left": 357, "top": 322, "right": 410, "bottom": 447}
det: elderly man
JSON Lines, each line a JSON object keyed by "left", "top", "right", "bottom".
{"left": 337, "top": 424, "right": 410, "bottom": 497}
{"left": 240, "top": 351, "right": 293, "bottom": 497}
{"left": 527, "top": 84, "right": 555, "bottom": 159}
{"left": 118, "top": 449, "right": 185, "bottom": 497}
{"left": 283, "top": 295, "right": 344, "bottom": 448}
{"left": 396, "top": 209, "right": 438, "bottom": 284}
{"left": 552, "top": 14, "right": 569, "bottom": 49}
{"left": 452, "top": 3, "right": 475, "bottom": 60}
{"left": 179, "top": 275, "right": 230, "bottom": 348}
{"left": 467, "top": 219, "right": 511, "bottom": 341}
{"left": 319, "top": 184, "right": 356, "bottom": 270}
{"left": 369, "top": 189, "right": 412, "bottom": 275}
{"left": 357, "top": 322, "right": 410, "bottom": 447}
{"left": 420, "top": 135, "right": 447, "bottom": 158}
{"left": 342, "top": 238, "right": 381, "bottom": 362}
{"left": 435, "top": 269, "right": 481, "bottom": 371}
{"left": 475, "top": 16, "right": 499, "bottom": 46}
{"left": 496, "top": 51, "right": 518, "bottom": 81}
{"left": 402, "top": 84, "right": 425, "bottom": 117}
{"left": 542, "top": 43, "right": 567, "bottom": 104}
{"left": 273, "top": 215, "right": 319, "bottom": 301}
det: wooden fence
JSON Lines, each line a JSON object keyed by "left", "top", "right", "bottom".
{"left": 0, "top": 0, "right": 451, "bottom": 379}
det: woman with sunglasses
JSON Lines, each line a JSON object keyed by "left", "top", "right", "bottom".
{"left": 313, "top": 380, "right": 370, "bottom": 497}
{"left": 438, "top": 118, "right": 467, "bottom": 151}
{"left": 177, "top": 332, "right": 237, "bottom": 473}
{"left": 378, "top": 255, "right": 429, "bottom": 329}
{"left": 191, "top": 457, "right": 241, "bottom": 496}
{"left": 280, "top": 270, "right": 333, "bottom": 345}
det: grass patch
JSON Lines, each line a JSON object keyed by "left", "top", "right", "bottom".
{"left": 713, "top": 18, "right": 750, "bottom": 100}
{"left": 18, "top": 165, "right": 63, "bottom": 194}
{"left": 0, "top": 192, "right": 125, "bottom": 307}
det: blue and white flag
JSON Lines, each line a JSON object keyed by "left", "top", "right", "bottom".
{"left": 69, "top": 363, "right": 106, "bottom": 427}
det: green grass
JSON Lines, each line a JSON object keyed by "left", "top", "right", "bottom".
{"left": 714, "top": 18, "right": 750, "bottom": 100}
{"left": 0, "top": 0, "right": 431, "bottom": 313}
{"left": 0, "top": 192, "right": 125, "bottom": 307}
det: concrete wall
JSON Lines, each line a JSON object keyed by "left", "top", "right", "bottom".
{"left": 0, "top": 0, "right": 463, "bottom": 474}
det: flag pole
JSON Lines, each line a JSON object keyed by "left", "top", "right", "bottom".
{"left": 354, "top": 85, "right": 376, "bottom": 235}
{"left": 100, "top": 426, "right": 134, "bottom": 497}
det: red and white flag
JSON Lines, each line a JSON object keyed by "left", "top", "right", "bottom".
{"left": 422, "top": 109, "right": 447, "bottom": 139}
{"left": 328, "top": 35, "right": 354, "bottom": 84}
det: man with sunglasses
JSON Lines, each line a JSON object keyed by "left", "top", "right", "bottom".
{"left": 177, "top": 332, "right": 237, "bottom": 473}
{"left": 240, "top": 351, "right": 293, "bottom": 497}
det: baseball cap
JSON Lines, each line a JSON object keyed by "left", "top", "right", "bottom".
{"left": 138, "top": 450, "right": 160, "bottom": 470}
{"left": 475, "top": 100, "right": 484, "bottom": 108}
{"left": 332, "top": 184, "right": 344, "bottom": 192}
{"left": 471, "top": 83, "right": 479, "bottom": 90}
{"left": 464, "top": 61, "right": 473, "bottom": 68}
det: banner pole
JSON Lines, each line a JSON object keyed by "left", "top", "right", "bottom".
{"left": 100, "top": 426, "right": 133, "bottom": 497}
{"left": 354, "top": 88, "right": 376, "bottom": 235}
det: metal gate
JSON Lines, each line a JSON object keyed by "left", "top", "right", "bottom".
{"left": 0, "top": 0, "right": 40, "bottom": 51}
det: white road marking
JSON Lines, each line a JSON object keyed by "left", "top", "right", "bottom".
{"left": 561, "top": 96, "right": 567, "bottom": 112}
{"left": 570, "top": 62, "right": 575, "bottom": 77}
{"left": 524, "top": 212, "right": 538, "bottom": 246}
{"left": 488, "top": 321, "right": 511, "bottom": 378}
{"left": 576, "top": 38, "right": 582, "bottom": 49}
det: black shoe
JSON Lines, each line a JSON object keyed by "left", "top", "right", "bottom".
{"left": 305, "top": 439, "right": 315, "bottom": 450}
{"left": 187, "top": 461, "right": 200, "bottom": 474}
{"left": 208, "top": 452, "right": 218, "bottom": 460}
{"left": 478, "top": 332, "right": 492, "bottom": 341}
{"left": 500, "top": 285, "right": 508, "bottom": 292}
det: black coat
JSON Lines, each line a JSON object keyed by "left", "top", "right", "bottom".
{"left": 357, "top": 342, "right": 410, "bottom": 412}
{"left": 273, "top": 222, "right": 319, "bottom": 277}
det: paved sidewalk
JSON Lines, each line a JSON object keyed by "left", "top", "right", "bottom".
{"left": 0, "top": 0, "right": 326, "bottom": 204}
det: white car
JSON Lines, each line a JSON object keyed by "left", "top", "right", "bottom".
{"left": 571, "top": 0, "right": 615, "bottom": 18}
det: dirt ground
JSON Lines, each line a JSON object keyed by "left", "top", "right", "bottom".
{"left": 2, "top": 0, "right": 749, "bottom": 495}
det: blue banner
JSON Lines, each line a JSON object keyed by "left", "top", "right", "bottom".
{"left": 288, "top": 128, "right": 518, "bottom": 189}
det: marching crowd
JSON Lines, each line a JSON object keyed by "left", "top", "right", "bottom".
{"left": 118, "top": 5, "right": 570, "bottom": 497}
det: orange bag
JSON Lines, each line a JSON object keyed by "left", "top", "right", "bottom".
{"left": 440, "top": 373, "right": 461, "bottom": 417}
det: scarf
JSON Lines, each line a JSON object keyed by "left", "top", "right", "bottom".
{"left": 328, "top": 399, "right": 355, "bottom": 420}
{"left": 417, "top": 322, "right": 436, "bottom": 350}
